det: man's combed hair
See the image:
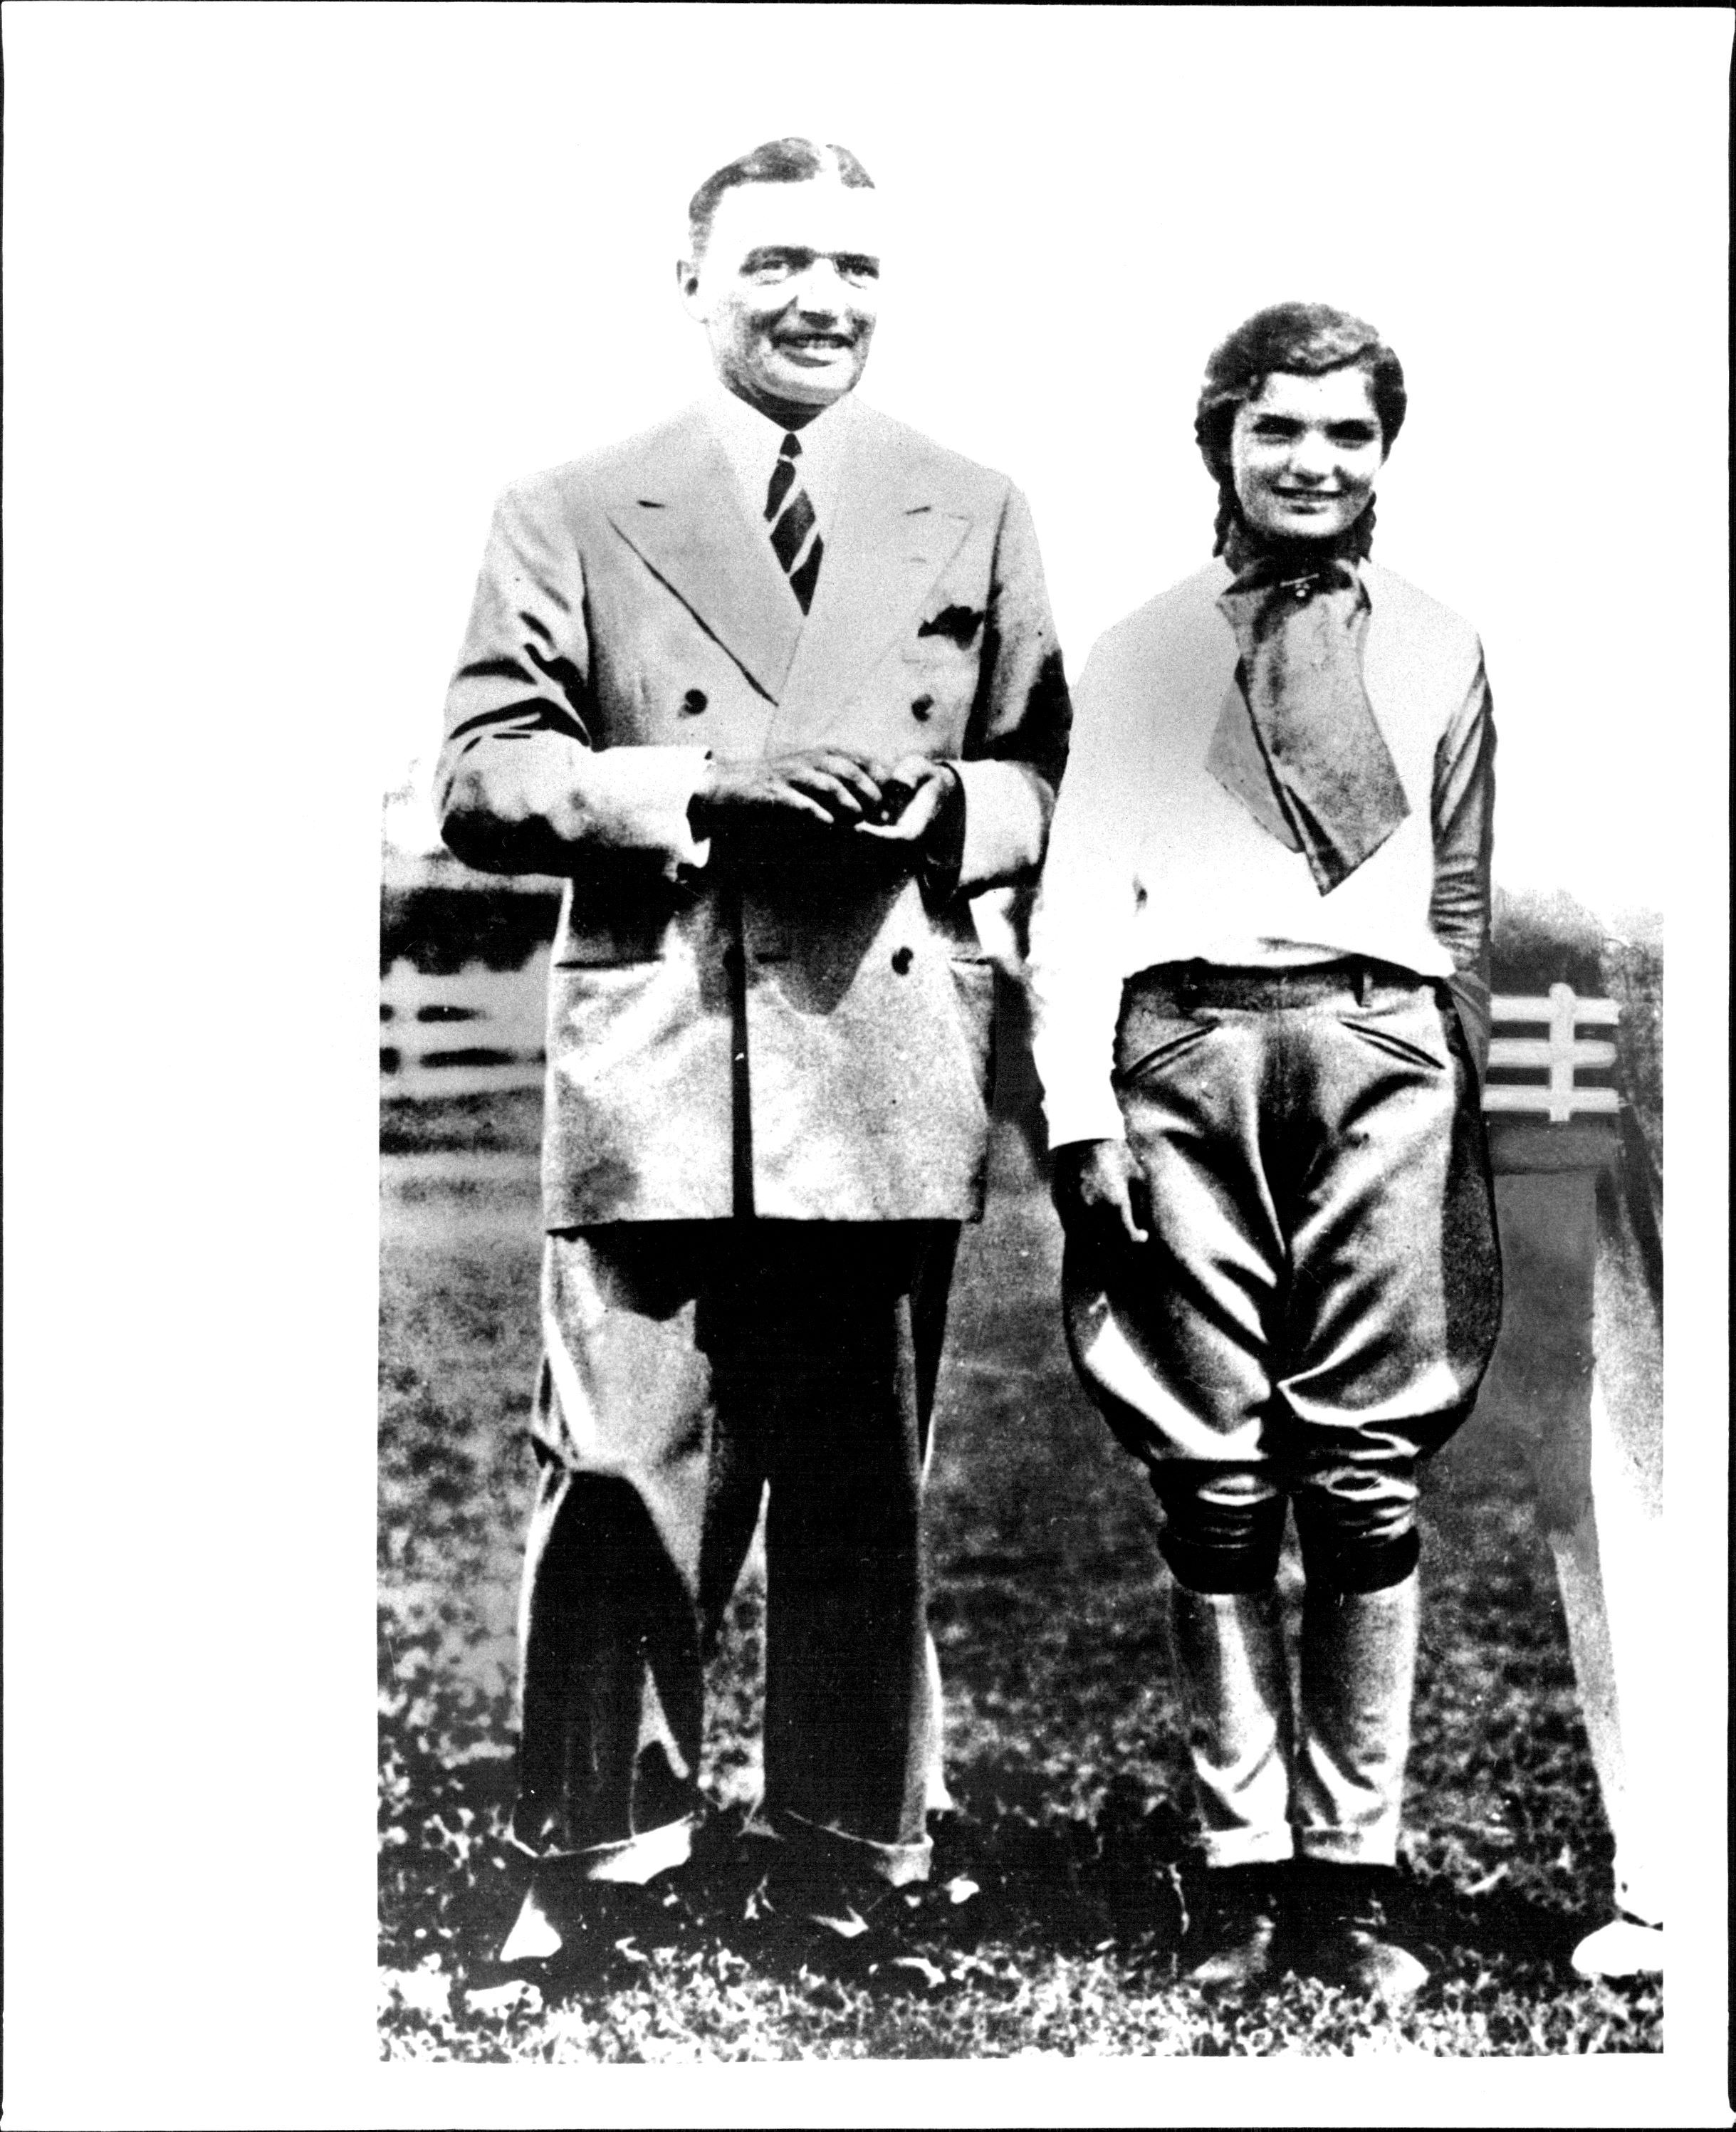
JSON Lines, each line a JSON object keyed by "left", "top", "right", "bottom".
{"left": 688, "top": 138, "right": 875, "bottom": 258}
{"left": 1195, "top": 303, "right": 1407, "bottom": 555}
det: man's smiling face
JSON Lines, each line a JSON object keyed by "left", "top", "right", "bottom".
{"left": 680, "top": 179, "right": 882, "bottom": 422}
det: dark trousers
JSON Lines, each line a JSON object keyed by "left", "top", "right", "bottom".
{"left": 513, "top": 1219, "right": 958, "bottom": 1886}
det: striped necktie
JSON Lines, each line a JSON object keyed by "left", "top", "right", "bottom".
{"left": 765, "top": 432, "right": 823, "bottom": 613}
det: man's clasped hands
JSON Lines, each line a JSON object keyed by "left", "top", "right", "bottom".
{"left": 691, "top": 746, "right": 960, "bottom": 847}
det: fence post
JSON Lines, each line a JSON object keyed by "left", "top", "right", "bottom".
{"left": 1547, "top": 983, "right": 1579, "bottom": 1124}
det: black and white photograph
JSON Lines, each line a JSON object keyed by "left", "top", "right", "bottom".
{"left": 4, "top": 5, "right": 1728, "bottom": 2126}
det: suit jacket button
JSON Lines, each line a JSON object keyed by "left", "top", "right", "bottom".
{"left": 891, "top": 946, "right": 914, "bottom": 974}
{"left": 911, "top": 695, "right": 934, "bottom": 721}
{"left": 681, "top": 689, "right": 708, "bottom": 715}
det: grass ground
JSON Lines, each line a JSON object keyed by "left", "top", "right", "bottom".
{"left": 378, "top": 1094, "right": 1662, "bottom": 2060}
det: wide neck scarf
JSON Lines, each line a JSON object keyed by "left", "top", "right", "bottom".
{"left": 1208, "top": 517, "right": 1410, "bottom": 894}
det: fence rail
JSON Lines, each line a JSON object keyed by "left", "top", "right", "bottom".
{"left": 1485, "top": 984, "right": 1621, "bottom": 1121}
{"left": 380, "top": 949, "right": 550, "bottom": 1099}
{"left": 380, "top": 961, "right": 1623, "bottom": 1123}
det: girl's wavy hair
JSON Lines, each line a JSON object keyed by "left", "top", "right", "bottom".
{"left": 1195, "top": 303, "right": 1406, "bottom": 555}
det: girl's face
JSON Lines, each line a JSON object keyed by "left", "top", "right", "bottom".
{"left": 1230, "top": 367, "right": 1387, "bottom": 543}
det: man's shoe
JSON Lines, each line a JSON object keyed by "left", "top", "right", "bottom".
{"left": 1299, "top": 1864, "right": 1428, "bottom": 2002}
{"left": 1182, "top": 1864, "right": 1286, "bottom": 1988}
{"left": 1571, "top": 1913, "right": 1663, "bottom": 1980}
{"left": 496, "top": 1859, "right": 685, "bottom": 1977}
{"left": 748, "top": 1856, "right": 942, "bottom": 1990}
{"left": 497, "top": 1885, "right": 563, "bottom": 1964}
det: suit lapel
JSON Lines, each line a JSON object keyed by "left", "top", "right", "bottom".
{"left": 602, "top": 407, "right": 802, "bottom": 703}
{"left": 768, "top": 406, "right": 973, "bottom": 748}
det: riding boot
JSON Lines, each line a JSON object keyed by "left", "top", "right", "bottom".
{"left": 1167, "top": 1579, "right": 1296, "bottom": 1868}
{"left": 1292, "top": 1573, "right": 1426, "bottom": 1997}
{"left": 1293, "top": 1572, "right": 1418, "bottom": 1864}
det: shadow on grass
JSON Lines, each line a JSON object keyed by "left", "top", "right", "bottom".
{"left": 380, "top": 1129, "right": 1663, "bottom": 2055}
{"left": 381, "top": 1692, "right": 1608, "bottom": 1997}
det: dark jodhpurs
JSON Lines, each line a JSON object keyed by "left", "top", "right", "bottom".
{"left": 1065, "top": 961, "right": 1502, "bottom": 1589}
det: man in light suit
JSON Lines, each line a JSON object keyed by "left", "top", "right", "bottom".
{"left": 435, "top": 137, "right": 1070, "bottom": 1967}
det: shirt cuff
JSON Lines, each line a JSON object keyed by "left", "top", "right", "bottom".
{"left": 584, "top": 745, "right": 713, "bottom": 872}
{"left": 951, "top": 758, "right": 1050, "bottom": 893}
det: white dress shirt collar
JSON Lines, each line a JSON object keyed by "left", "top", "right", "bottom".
{"left": 703, "top": 380, "right": 856, "bottom": 537}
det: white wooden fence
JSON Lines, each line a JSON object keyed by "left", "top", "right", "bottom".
{"left": 380, "top": 948, "right": 550, "bottom": 1098}
{"left": 380, "top": 958, "right": 1621, "bottom": 1122}
{"left": 1485, "top": 985, "right": 1620, "bottom": 1122}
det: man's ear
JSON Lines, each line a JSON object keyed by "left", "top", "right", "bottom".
{"left": 676, "top": 258, "right": 706, "bottom": 323}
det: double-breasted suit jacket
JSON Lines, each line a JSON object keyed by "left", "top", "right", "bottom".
{"left": 436, "top": 394, "right": 1070, "bottom": 1880}
{"left": 436, "top": 397, "right": 1072, "bottom": 1226}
